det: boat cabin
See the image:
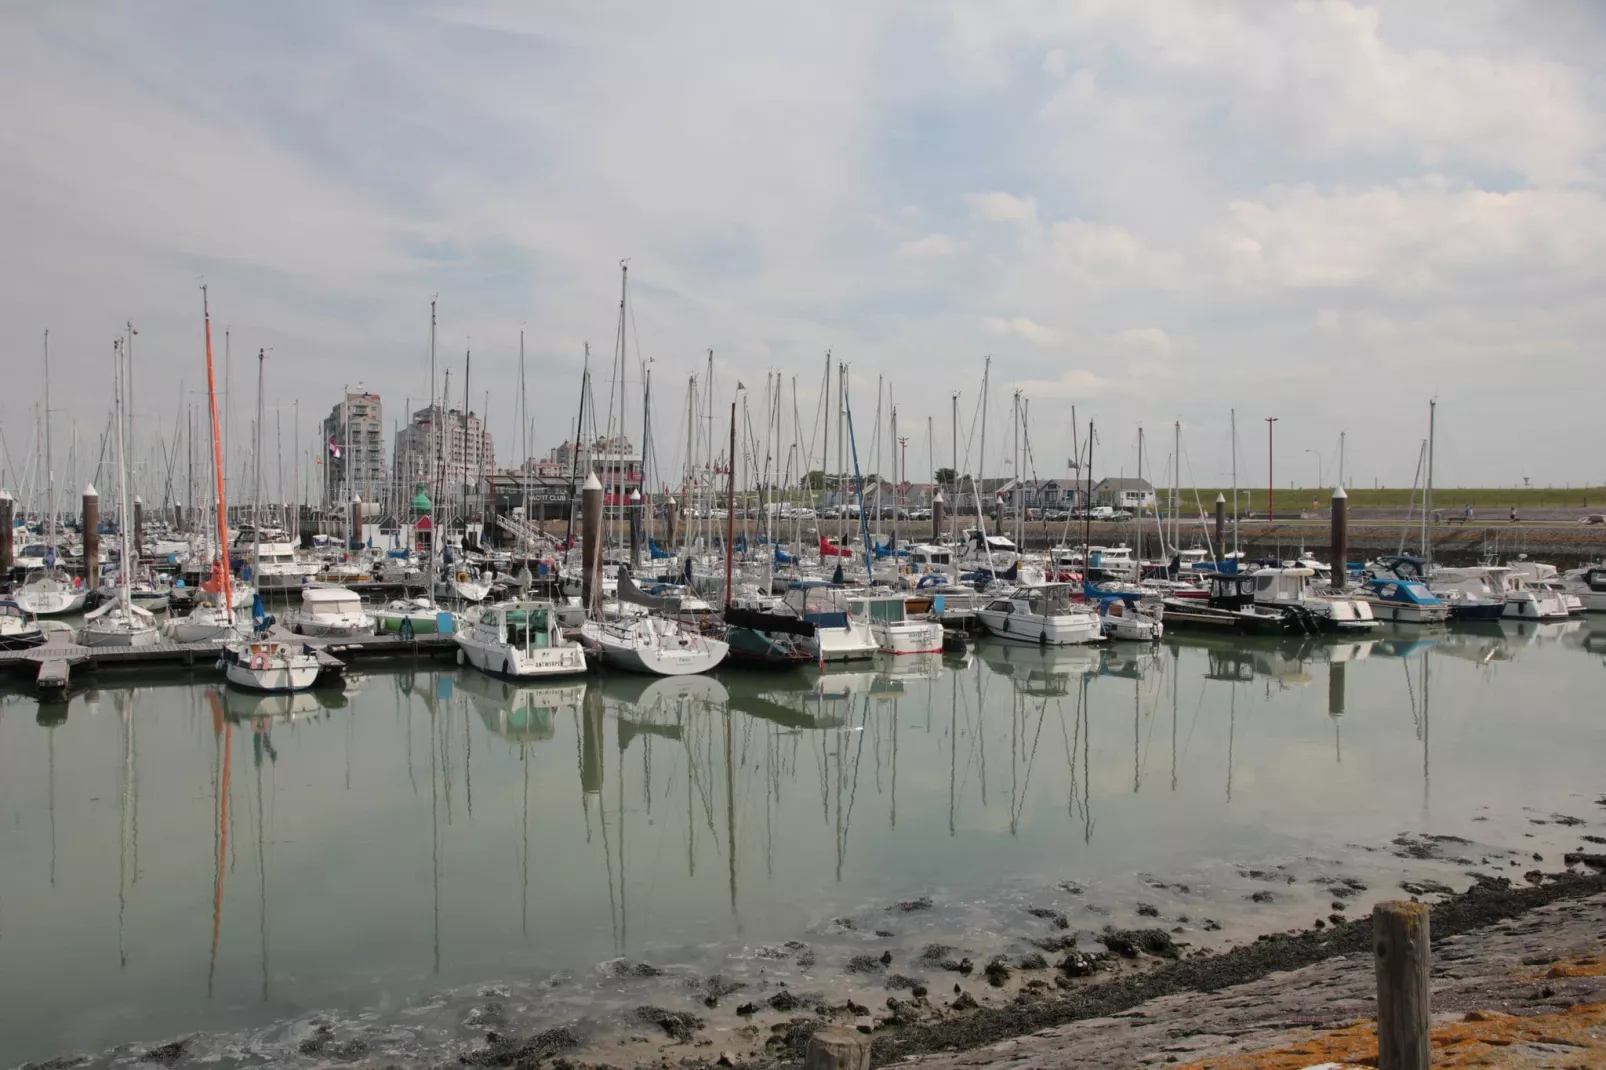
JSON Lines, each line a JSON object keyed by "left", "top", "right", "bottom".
{"left": 477, "top": 601, "right": 563, "bottom": 648}
{"left": 983, "top": 583, "right": 1079, "bottom": 618}
{"left": 846, "top": 592, "right": 910, "bottom": 625}
{"left": 1250, "top": 567, "right": 1315, "bottom": 604}
{"left": 1363, "top": 578, "right": 1441, "bottom": 607}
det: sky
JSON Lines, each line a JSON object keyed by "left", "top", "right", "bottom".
{"left": 1, "top": 0, "right": 1603, "bottom": 502}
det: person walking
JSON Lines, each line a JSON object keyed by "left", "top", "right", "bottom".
{"left": 1464, "top": 503, "right": 1473, "bottom": 523}
{"left": 1509, "top": 505, "right": 1518, "bottom": 523}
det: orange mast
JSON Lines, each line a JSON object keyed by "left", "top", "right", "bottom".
{"left": 202, "top": 286, "right": 235, "bottom": 614}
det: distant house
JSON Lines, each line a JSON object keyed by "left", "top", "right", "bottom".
{"left": 1091, "top": 477, "right": 1156, "bottom": 510}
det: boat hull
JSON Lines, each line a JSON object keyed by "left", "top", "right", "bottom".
{"left": 975, "top": 610, "right": 1102, "bottom": 647}
{"left": 455, "top": 634, "right": 588, "bottom": 679}
{"left": 873, "top": 619, "right": 945, "bottom": 654}
{"left": 224, "top": 657, "right": 319, "bottom": 692}
{"left": 78, "top": 624, "right": 160, "bottom": 648}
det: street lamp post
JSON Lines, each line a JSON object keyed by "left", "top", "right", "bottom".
{"left": 1265, "top": 418, "right": 1278, "bottom": 520}
{"left": 1305, "top": 449, "right": 1324, "bottom": 492}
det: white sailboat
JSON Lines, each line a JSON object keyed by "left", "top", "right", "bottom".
{"left": 195, "top": 287, "right": 318, "bottom": 691}
{"left": 80, "top": 334, "right": 158, "bottom": 649}
{"left": 15, "top": 332, "right": 88, "bottom": 617}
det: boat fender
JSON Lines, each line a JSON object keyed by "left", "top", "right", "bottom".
{"left": 456, "top": 648, "right": 465, "bottom": 666}
{"left": 1039, "top": 629, "right": 1048, "bottom": 646}
{"left": 251, "top": 653, "right": 268, "bottom": 671}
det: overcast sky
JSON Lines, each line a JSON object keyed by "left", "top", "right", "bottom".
{"left": 2, "top": 1, "right": 1603, "bottom": 499}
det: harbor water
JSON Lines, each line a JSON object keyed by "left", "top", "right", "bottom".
{"left": 1, "top": 619, "right": 1603, "bottom": 1067}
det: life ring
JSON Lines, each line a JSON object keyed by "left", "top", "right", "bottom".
{"left": 456, "top": 571, "right": 470, "bottom": 584}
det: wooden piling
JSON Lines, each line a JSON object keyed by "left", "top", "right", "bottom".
{"left": 1332, "top": 486, "right": 1349, "bottom": 587}
{"left": 0, "top": 488, "right": 13, "bottom": 573}
{"left": 83, "top": 484, "right": 101, "bottom": 589}
{"left": 1374, "top": 899, "right": 1431, "bottom": 1070}
{"left": 349, "top": 495, "right": 363, "bottom": 550}
{"left": 628, "top": 489, "right": 642, "bottom": 570}
{"left": 804, "top": 1028, "right": 871, "bottom": 1070}
{"left": 1214, "top": 492, "right": 1226, "bottom": 554}
{"left": 664, "top": 495, "right": 678, "bottom": 548}
{"left": 580, "top": 472, "right": 603, "bottom": 612}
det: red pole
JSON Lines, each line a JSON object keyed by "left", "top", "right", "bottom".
{"left": 1265, "top": 417, "right": 1278, "bottom": 522}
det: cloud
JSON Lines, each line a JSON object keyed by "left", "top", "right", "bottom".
{"left": 896, "top": 233, "right": 962, "bottom": 259}
{"left": 985, "top": 316, "right": 1057, "bottom": 345}
{"left": 966, "top": 191, "right": 1038, "bottom": 224}
{"left": 1112, "top": 327, "right": 1170, "bottom": 354}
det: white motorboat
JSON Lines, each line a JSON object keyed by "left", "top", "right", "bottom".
{"left": 1560, "top": 565, "right": 1606, "bottom": 613}
{"left": 13, "top": 567, "right": 88, "bottom": 616}
{"left": 977, "top": 583, "right": 1104, "bottom": 646}
{"left": 251, "top": 541, "right": 316, "bottom": 589}
{"left": 1431, "top": 566, "right": 1570, "bottom": 622}
{"left": 839, "top": 591, "right": 943, "bottom": 654}
{"left": 1100, "top": 598, "right": 1164, "bottom": 641}
{"left": 0, "top": 600, "right": 47, "bottom": 650}
{"left": 1249, "top": 567, "right": 1379, "bottom": 631}
{"left": 456, "top": 599, "right": 588, "bottom": 678}
{"left": 783, "top": 581, "right": 878, "bottom": 661}
{"left": 290, "top": 585, "right": 375, "bottom": 637}
{"left": 1354, "top": 578, "right": 1450, "bottom": 625}
{"left": 221, "top": 638, "right": 320, "bottom": 692}
{"left": 581, "top": 614, "right": 729, "bottom": 676}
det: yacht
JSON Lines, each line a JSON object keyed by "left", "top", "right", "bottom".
{"left": 1099, "top": 597, "right": 1164, "bottom": 641}
{"left": 976, "top": 583, "right": 1104, "bottom": 646}
{"left": 1560, "top": 565, "right": 1606, "bottom": 613}
{"left": 0, "top": 600, "right": 47, "bottom": 650}
{"left": 1248, "top": 567, "right": 1379, "bottom": 631}
{"left": 1431, "top": 566, "right": 1569, "bottom": 622}
{"left": 783, "top": 581, "right": 878, "bottom": 661}
{"left": 252, "top": 541, "right": 316, "bottom": 589}
{"left": 844, "top": 591, "right": 943, "bottom": 654}
{"left": 1355, "top": 578, "right": 1449, "bottom": 625}
{"left": 13, "top": 567, "right": 88, "bottom": 616}
{"left": 290, "top": 585, "right": 375, "bottom": 637}
{"left": 221, "top": 638, "right": 321, "bottom": 692}
{"left": 456, "top": 599, "right": 588, "bottom": 678}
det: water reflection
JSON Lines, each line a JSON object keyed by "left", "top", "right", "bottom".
{"left": 1, "top": 620, "right": 1603, "bottom": 1067}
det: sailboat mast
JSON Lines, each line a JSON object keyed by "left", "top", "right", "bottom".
{"left": 200, "top": 291, "right": 234, "bottom": 612}
{"left": 724, "top": 402, "right": 736, "bottom": 607}
{"left": 112, "top": 338, "right": 132, "bottom": 607}
{"left": 1230, "top": 409, "right": 1239, "bottom": 556}
{"left": 1423, "top": 399, "right": 1436, "bottom": 564}
{"left": 1172, "top": 420, "right": 1180, "bottom": 553}
{"left": 519, "top": 329, "right": 529, "bottom": 530}
{"left": 42, "top": 330, "right": 54, "bottom": 555}
{"left": 254, "top": 351, "right": 265, "bottom": 564}
{"left": 978, "top": 357, "right": 990, "bottom": 542}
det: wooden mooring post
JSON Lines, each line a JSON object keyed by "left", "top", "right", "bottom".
{"left": 804, "top": 1028, "right": 871, "bottom": 1070}
{"left": 1374, "top": 899, "right": 1431, "bottom": 1070}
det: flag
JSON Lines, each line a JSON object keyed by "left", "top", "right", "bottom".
{"left": 328, "top": 437, "right": 341, "bottom": 459}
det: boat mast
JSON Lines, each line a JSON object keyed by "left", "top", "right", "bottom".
{"left": 724, "top": 402, "right": 736, "bottom": 607}
{"left": 427, "top": 299, "right": 437, "bottom": 572}
{"left": 201, "top": 288, "right": 234, "bottom": 613}
{"left": 113, "top": 338, "right": 132, "bottom": 610}
{"left": 255, "top": 351, "right": 265, "bottom": 570}
{"left": 1172, "top": 419, "right": 1180, "bottom": 553}
{"left": 1423, "top": 399, "right": 1436, "bottom": 565}
{"left": 43, "top": 330, "right": 55, "bottom": 559}
{"left": 519, "top": 329, "right": 529, "bottom": 537}
{"left": 1230, "top": 408, "right": 1239, "bottom": 557}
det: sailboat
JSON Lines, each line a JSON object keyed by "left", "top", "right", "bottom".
{"left": 193, "top": 288, "right": 318, "bottom": 691}
{"left": 15, "top": 332, "right": 88, "bottom": 617}
{"left": 80, "top": 336, "right": 158, "bottom": 648}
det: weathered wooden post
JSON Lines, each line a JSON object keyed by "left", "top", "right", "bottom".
{"left": 1214, "top": 492, "right": 1226, "bottom": 555}
{"left": 132, "top": 495, "right": 144, "bottom": 559}
{"left": 932, "top": 488, "right": 945, "bottom": 542}
{"left": 1331, "top": 486, "right": 1349, "bottom": 589}
{"left": 1374, "top": 900, "right": 1431, "bottom": 1070}
{"left": 663, "top": 494, "right": 678, "bottom": 549}
{"left": 580, "top": 472, "right": 603, "bottom": 612}
{"left": 804, "top": 1028, "right": 871, "bottom": 1070}
{"left": 82, "top": 484, "right": 101, "bottom": 589}
{"left": 349, "top": 494, "right": 363, "bottom": 550}
{"left": 0, "top": 488, "right": 13, "bottom": 574}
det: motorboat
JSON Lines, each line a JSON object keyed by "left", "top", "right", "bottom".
{"left": 1431, "top": 566, "right": 1570, "bottom": 622}
{"left": 251, "top": 540, "right": 316, "bottom": 589}
{"left": 1355, "top": 578, "right": 1449, "bottom": 625}
{"left": 1559, "top": 565, "right": 1606, "bottom": 613}
{"left": 783, "top": 582, "right": 878, "bottom": 661}
{"left": 0, "top": 600, "right": 47, "bottom": 650}
{"left": 581, "top": 614, "right": 729, "bottom": 676}
{"left": 372, "top": 595, "right": 452, "bottom": 635}
{"left": 290, "top": 585, "right": 375, "bottom": 637}
{"left": 1505, "top": 559, "right": 1585, "bottom": 614}
{"left": 842, "top": 590, "right": 944, "bottom": 653}
{"left": 13, "top": 567, "right": 88, "bottom": 616}
{"left": 1099, "top": 597, "right": 1164, "bottom": 641}
{"left": 1163, "top": 570, "right": 1318, "bottom": 635}
{"left": 221, "top": 638, "right": 321, "bottom": 692}
{"left": 976, "top": 583, "right": 1104, "bottom": 646}
{"left": 455, "top": 599, "right": 587, "bottom": 678}
{"left": 1248, "top": 567, "right": 1379, "bottom": 631}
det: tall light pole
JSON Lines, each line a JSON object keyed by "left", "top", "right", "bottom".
{"left": 1305, "top": 448, "right": 1324, "bottom": 491}
{"left": 1265, "top": 417, "right": 1278, "bottom": 521}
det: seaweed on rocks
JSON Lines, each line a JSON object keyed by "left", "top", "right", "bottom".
{"left": 1017, "top": 953, "right": 1049, "bottom": 971}
{"left": 1028, "top": 933, "right": 1081, "bottom": 953}
{"left": 140, "top": 1040, "right": 190, "bottom": 1066}
{"left": 889, "top": 895, "right": 934, "bottom": 914}
{"left": 1026, "top": 906, "right": 1070, "bottom": 929}
{"left": 868, "top": 870, "right": 1606, "bottom": 1066}
{"left": 634, "top": 1006, "right": 703, "bottom": 1043}
{"left": 767, "top": 990, "right": 802, "bottom": 1013}
{"left": 1400, "top": 879, "right": 1454, "bottom": 896}
{"left": 695, "top": 975, "right": 744, "bottom": 1007}
{"left": 298, "top": 1025, "right": 371, "bottom": 1061}
{"left": 846, "top": 954, "right": 885, "bottom": 974}
{"left": 983, "top": 959, "right": 1011, "bottom": 987}
{"left": 460, "top": 1026, "right": 583, "bottom": 1067}
{"left": 608, "top": 959, "right": 663, "bottom": 979}
{"left": 1136, "top": 903, "right": 1159, "bottom": 918}
{"left": 917, "top": 943, "right": 956, "bottom": 966}
{"left": 1099, "top": 927, "right": 1179, "bottom": 959}
{"left": 1249, "top": 890, "right": 1275, "bottom": 904}
{"left": 885, "top": 974, "right": 925, "bottom": 991}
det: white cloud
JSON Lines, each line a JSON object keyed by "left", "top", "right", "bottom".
{"left": 1041, "top": 48, "right": 1067, "bottom": 78}
{"left": 985, "top": 316, "right": 1056, "bottom": 345}
{"left": 966, "top": 191, "right": 1038, "bottom": 224}
{"left": 897, "top": 233, "right": 962, "bottom": 259}
{"left": 1112, "top": 327, "right": 1170, "bottom": 354}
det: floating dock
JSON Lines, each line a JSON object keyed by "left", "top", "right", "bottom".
{"left": 0, "top": 630, "right": 458, "bottom": 695}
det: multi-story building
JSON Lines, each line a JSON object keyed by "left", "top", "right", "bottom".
{"left": 321, "top": 390, "right": 385, "bottom": 504}
{"left": 541, "top": 435, "right": 641, "bottom": 504}
{"left": 393, "top": 404, "right": 497, "bottom": 504}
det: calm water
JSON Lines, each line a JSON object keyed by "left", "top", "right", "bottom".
{"left": 2, "top": 619, "right": 1603, "bottom": 1066}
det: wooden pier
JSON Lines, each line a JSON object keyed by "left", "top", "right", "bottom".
{"left": 0, "top": 630, "right": 458, "bottom": 695}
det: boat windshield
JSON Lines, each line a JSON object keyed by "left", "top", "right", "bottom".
{"left": 504, "top": 607, "right": 553, "bottom": 647}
